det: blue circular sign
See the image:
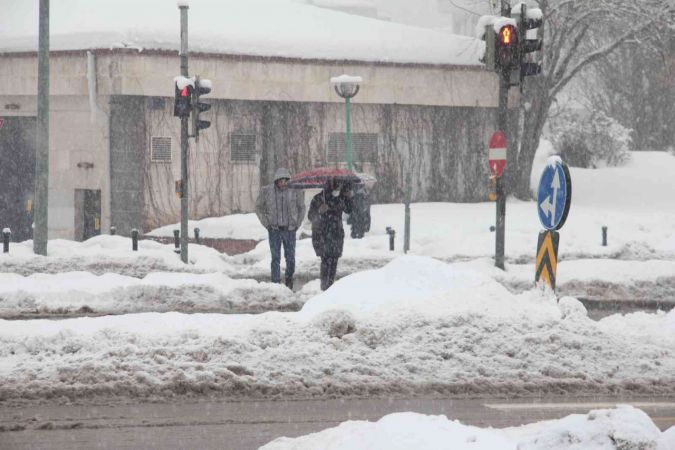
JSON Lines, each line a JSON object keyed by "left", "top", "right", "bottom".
{"left": 537, "top": 159, "right": 572, "bottom": 230}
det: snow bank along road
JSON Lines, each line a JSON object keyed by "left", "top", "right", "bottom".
{"left": 1, "top": 257, "right": 673, "bottom": 404}
{"left": 1, "top": 241, "right": 673, "bottom": 319}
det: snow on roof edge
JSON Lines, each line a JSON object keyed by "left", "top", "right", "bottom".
{"left": 0, "top": 45, "right": 486, "bottom": 69}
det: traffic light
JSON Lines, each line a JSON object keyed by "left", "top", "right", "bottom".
{"left": 496, "top": 24, "right": 518, "bottom": 70}
{"left": 192, "top": 76, "right": 212, "bottom": 138}
{"left": 480, "top": 23, "right": 496, "bottom": 71}
{"left": 173, "top": 79, "right": 192, "bottom": 118}
{"left": 516, "top": 4, "right": 543, "bottom": 80}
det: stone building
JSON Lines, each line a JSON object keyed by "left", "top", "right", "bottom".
{"left": 0, "top": 0, "right": 507, "bottom": 241}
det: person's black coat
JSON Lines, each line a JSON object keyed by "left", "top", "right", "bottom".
{"left": 347, "top": 187, "right": 370, "bottom": 238}
{"left": 308, "top": 189, "right": 353, "bottom": 257}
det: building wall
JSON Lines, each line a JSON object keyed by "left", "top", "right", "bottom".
{"left": 0, "top": 93, "right": 110, "bottom": 240}
{"left": 0, "top": 51, "right": 503, "bottom": 237}
{"left": 137, "top": 98, "right": 495, "bottom": 230}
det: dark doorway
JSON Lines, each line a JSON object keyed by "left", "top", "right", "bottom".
{"left": 75, "top": 189, "right": 101, "bottom": 241}
{"left": 0, "top": 116, "right": 36, "bottom": 242}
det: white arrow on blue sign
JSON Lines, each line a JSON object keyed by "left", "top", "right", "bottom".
{"left": 537, "top": 157, "right": 572, "bottom": 230}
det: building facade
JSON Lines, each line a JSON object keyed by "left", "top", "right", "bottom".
{"left": 0, "top": 49, "right": 507, "bottom": 240}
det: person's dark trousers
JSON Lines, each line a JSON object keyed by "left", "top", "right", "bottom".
{"left": 320, "top": 256, "right": 339, "bottom": 291}
{"left": 268, "top": 228, "right": 296, "bottom": 286}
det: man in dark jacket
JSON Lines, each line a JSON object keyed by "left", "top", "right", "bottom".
{"left": 255, "top": 168, "right": 306, "bottom": 289}
{"left": 308, "top": 179, "right": 353, "bottom": 291}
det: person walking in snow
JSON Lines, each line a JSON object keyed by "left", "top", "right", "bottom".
{"left": 255, "top": 168, "right": 306, "bottom": 289}
{"left": 308, "top": 179, "right": 353, "bottom": 291}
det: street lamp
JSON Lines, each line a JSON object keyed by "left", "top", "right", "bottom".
{"left": 330, "top": 74, "right": 362, "bottom": 171}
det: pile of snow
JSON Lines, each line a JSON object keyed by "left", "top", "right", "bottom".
{"left": 0, "top": 272, "right": 299, "bottom": 318}
{"left": 147, "top": 213, "right": 268, "bottom": 241}
{"left": 1, "top": 256, "right": 673, "bottom": 402}
{"left": 0, "top": 235, "right": 232, "bottom": 276}
{"left": 0, "top": 0, "right": 481, "bottom": 65}
{"left": 261, "top": 406, "right": 674, "bottom": 450}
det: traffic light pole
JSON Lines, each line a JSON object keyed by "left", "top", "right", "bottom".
{"left": 34, "top": 0, "right": 50, "bottom": 256}
{"left": 495, "top": 0, "right": 510, "bottom": 270}
{"left": 179, "top": 4, "right": 189, "bottom": 264}
{"left": 495, "top": 68, "right": 508, "bottom": 270}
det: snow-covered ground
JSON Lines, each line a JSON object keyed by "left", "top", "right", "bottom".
{"left": 0, "top": 235, "right": 231, "bottom": 276}
{"left": 0, "top": 150, "right": 673, "bottom": 403}
{"left": 261, "top": 406, "right": 675, "bottom": 450}
{"left": 1, "top": 151, "right": 673, "bottom": 316}
{"left": 229, "top": 151, "right": 675, "bottom": 270}
{"left": 1, "top": 256, "right": 673, "bottom": 403}
{"left": 0, "top": 272, "right": 301, "bottom": 318}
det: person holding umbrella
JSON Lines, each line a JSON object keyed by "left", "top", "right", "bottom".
{"left": 255, "top": 168, "right": 306, "bottom": 289}
{"left": 307, "top": 178, "right": 353, "bottom": 291}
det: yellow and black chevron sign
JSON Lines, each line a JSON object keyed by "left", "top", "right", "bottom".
{"left": 535, "top": 230, "right": 559, "bottom": 290}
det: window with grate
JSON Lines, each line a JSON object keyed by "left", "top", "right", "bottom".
{"left": 150, "top": 136, "right": 172, "bottom": 162}
{"left": 327, "top": 133, "right": 378, "bottom": 163}
{"left": 230, "top": 133, "right": 257, "bottom": 163}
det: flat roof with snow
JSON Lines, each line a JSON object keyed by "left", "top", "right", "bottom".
{"left": 0, "top": 0, "right": 482, "bottom": 66}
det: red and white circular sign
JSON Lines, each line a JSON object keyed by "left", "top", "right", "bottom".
{"left": 488, "top": 131, "right": 507, "bottom": 178}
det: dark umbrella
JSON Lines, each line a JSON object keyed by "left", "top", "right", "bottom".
{"left": 288, "top": 167, "right": 362, "bottom": 189}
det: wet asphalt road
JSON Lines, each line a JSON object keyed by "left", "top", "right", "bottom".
{"left": 1, "top": 397, "right": 674, "bottom": 450}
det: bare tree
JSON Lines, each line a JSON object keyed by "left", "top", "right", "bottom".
{"left": 508, "top": 0, "right": 675, "bottom": 198}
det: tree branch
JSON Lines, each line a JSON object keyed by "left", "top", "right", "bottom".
{"left": 550, "top": 18, "right": 654, "bottom": 99}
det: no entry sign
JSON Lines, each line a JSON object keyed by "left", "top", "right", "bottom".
{"left": 488, "top": 131, "right": 507, "bottom": 178}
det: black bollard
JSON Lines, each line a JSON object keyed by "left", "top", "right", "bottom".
{"left": 194, "top": 227, "right": 200, "bottom": 245}
{"left": 2, "top": 228, "right": 10, "bottom": 253}
{"left": 602, "top": 226, "right": 608, "bottom": 246}
{"left": 110, "top": 226, "right": 116, "bottom": 235}
{"left": 173, "top": 229, "right": 180, "bottom": 254}
{"left": 386, "top": 227, "right": 395, "bottom": 251}
{"left": 131, "top": 228, "right": 139, "bottom": 251}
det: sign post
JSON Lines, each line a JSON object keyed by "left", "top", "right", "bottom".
{"left": 489, "top": 131, "right": 507, "bottom": 269}
{"left": 535, "top": 157, "right": 572, "bottom": 291}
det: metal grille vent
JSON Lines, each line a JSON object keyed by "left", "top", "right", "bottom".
{"left": 230, "top": 133, "right": 257, "bottom": 162}
{"left": 327, "top": 133, "right": 378, "bottom": 163}
{"left": 151, "top": 136, "right": 172, "bottom": 162}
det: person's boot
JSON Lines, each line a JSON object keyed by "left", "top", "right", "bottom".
{"left": 285, "top": 277, "right": 294, "bottom": 290}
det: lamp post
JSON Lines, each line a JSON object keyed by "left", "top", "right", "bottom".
{"left": 330, "top": 75, "right": 362, "bottom": 171}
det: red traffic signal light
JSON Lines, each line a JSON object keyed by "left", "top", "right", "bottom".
{"left": 174, "top": 81, "right": 193, "bottom": 118}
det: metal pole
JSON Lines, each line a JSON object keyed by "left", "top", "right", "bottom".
{"left": 179, "top": 4, "right": 189, "bottom": 264}
{"left": 345, "top": 97, "right": 353, "bottom": 171}
{"left": 131, "top": 228, "right": 138, "bottom": 251}
{"left": 34, "top": 0, "right": 50, "bottom": 256}
{"left": 173, "top": 229, "right": 180, "bottom": 254}
{"left": 2, "top": 229, "right": 10, "bottom": 253}
{"left": 495, "top": 0, "right": 510, "bottom": 271}
{"left": 404, "top": 172, "right": 411, "bottom": 254}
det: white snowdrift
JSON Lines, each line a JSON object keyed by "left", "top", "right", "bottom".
{"left": 1, "top": 256, "right": 673, "bottom": 402}
{"left": 0, "top": 235, "right": 232, "bottom": 276}
{"left": 147, "top": 213, "right": 268, "bottom": 241}
{"left": 0, "top": 271, "right": 299, "bottom": 317}
{"left": 260, "top": 406, "right": 674, "bottom": 450}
